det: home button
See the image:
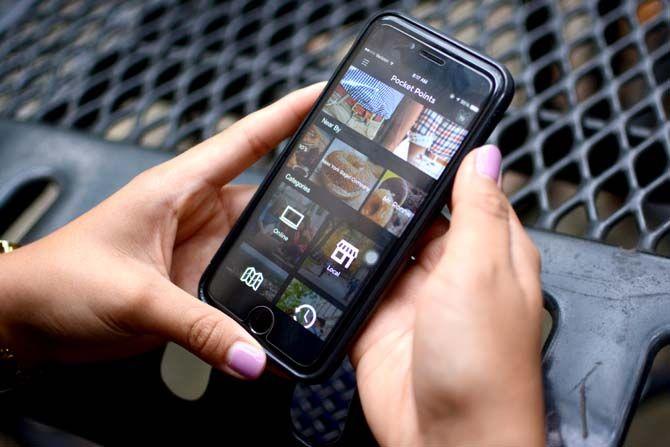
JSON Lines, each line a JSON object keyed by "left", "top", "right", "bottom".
{"left": 247, "top": 306, "right": 274, "bottom": 335}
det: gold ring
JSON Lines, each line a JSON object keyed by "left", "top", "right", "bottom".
{"left": 0, "top": 240, "right": 18, "bottom": 253}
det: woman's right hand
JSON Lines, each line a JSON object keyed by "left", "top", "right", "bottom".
{"left": 0, "top": 84, "right": 323, "bottom": 378}
{"left": 352, "top": 145, "right": 545, "bottom": 446}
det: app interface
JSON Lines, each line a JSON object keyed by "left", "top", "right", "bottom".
{"left": 207, "top": 23, "right": 491, "bottom": 360}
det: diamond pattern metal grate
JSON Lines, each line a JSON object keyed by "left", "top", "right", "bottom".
{"left": 0, "top": 0, "right": 668, "bottom": 252}
{"left": 0, "top": 0, "right": 369, "bottom": 151}
{"left": 1, "top": 0, "right": 669, "bottom": 445}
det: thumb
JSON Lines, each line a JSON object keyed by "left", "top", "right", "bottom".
{"left": 140, "top": 281, "right": 266, "bottom": 380}
{"left": 446, "top": 144, "right": 512, "bottom": 266}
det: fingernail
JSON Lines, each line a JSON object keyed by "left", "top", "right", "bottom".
{"left": 226, "top": 341, "right": 266, "bottom": 379}
{"left": 476, "top": 144, "right": 502, "bottom": 182}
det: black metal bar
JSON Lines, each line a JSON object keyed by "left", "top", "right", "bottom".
{"left": 532, "top": 229, "right": 670, "bottom": 446}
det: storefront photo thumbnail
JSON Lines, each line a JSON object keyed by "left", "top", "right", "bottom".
{"left": 323, "top": 66, "right": 404, "bottom": 141}
{"left": 298, "top": 220, "right": 380, "bottom": 305}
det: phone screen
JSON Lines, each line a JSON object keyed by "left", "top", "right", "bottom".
{"left": 206, "top": 22, "right": 493, "bottom": 365}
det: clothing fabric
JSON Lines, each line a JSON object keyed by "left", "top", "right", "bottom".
{"left": 410, "top": 109, "right": 468, "bottom": 160}
{"left": 339, "top": 66, "right": 403, "bottom": 120}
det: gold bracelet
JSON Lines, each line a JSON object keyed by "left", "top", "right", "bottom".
{"left": 0, "top": 240, "right": 20, "bottom": 393}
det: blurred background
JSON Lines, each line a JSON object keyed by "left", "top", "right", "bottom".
{"left": 0, "top": 0, "right": 669, "bottom": 445}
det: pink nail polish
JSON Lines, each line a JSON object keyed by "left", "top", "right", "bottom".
{"left": 226, "top": 341, "right": 266, "bottom": 379}
{"left": 476, "top": 144, "right": 502, "bottom": 182}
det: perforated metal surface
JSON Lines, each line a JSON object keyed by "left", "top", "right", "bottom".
{"left": 1, "top": 0, "right": 668, "bottom": 248}
{"left": 486, "top": 0, "right": 670, "bottom": 255}
{"left": 0, "top": 0, "right": 363, "bottom": 152}
{"left": 291, "top": 360, "right": 357, "bottom": 445}
{"left": 1, "top": 0, "right": 669, "bottom": 446}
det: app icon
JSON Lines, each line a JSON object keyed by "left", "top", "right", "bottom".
{"left": 364, "top": 249, "right": 379, "bottom": 265}
{"left": 330, "top": 239, "right": 359, "bottom": 269}
{"left": 279, "top": 205, "right": 305, "bottom": 230}
{"left": 293, "top": 304, "right": 317, "bottom": 329}
{"left": 240, "top": 266, "right": 264, "bottom": 291}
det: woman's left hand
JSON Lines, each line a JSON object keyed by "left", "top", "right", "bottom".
{"left": 0, "top": 84, "right": 323, "bottom": 380}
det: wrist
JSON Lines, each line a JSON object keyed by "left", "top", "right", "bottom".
{"left": 0, "top": 242, "right": 28, "bottom": 392}
{"left": 421, "top": 409, "right": 545, "bottom": 447}
{"left": 0, "top": 245, "right": 37, "bottom": 366}
{"left": 0, "top": 244, "right": 19, "bottom": 347}
{"left": 418, "top": 374, "right": 545, "bottom": 446}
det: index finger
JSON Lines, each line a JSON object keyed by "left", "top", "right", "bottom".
{"left": 168, "top": 82, "right": 325, "bottom": 186}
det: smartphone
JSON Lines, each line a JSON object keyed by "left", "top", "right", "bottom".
{"left": 199, "top": 12, "right": 513, "bottom": 380}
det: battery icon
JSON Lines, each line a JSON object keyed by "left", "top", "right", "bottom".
{"left": 469, "top": 104, "right": 480, "bottom": 113}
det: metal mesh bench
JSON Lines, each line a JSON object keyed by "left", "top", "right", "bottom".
{"left": 1, "top": 1, "right": 669, "bottom": 445}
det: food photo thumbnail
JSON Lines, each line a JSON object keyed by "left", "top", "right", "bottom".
{"left": 361, "top": 170, "right": 426, "bottom": 237}
{"left": 310, "top": 138, "right": 384, "bottom": 211}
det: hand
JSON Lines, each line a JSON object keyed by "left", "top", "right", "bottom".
{"left": 352, "top": 145, "right": 545, "bottom": 446}
{"left": 0, "top": 83, "right": 323, "bottom": 380}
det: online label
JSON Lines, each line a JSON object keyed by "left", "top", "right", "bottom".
{"left": 273, "top": 227, "right": 289, "bottom": 241}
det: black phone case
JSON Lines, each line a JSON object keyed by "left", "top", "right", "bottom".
{"left": 199, "top": 11, "right": 514, "bottom": 381}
